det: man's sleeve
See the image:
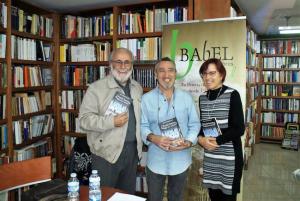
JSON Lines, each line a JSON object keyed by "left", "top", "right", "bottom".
{"left": 185, "top": 95, "right": 201, "bottom": 144}
{"left": 140, "top": 96, "right": 152, "bottom": 145}
{"left": 79, "top": 86, "right": 115, "bottom": 133}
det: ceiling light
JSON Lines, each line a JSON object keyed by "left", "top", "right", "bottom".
{"left": 278, "top": 26, "right": 300, "bottom": 30}
{"left": 279, "top": 29, "right": 300, "bottom": 34}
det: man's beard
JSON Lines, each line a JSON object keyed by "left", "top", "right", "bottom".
{"left": 111, "top": 67, "right": 133, "bottom": 84}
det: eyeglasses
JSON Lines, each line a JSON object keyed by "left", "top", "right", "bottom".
{"left": 157, "top": 68, "right": 176, "bottom": 74}
{"left": 111, "top": 60, "right": 132, "bottom": 67}
{"left": 201, "top": 71, "right": 217, "bottom": 78}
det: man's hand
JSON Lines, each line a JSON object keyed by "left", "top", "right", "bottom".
{"left": 198, "top": 136, "right": 219, "bottom": 151}
{"left": 168, "top": 139, "right": 192, "bottom": 151}
{"left": 147, "top": 134, "right": 174, "bottom": 151}
{"left": 114, "top": 112, "right": 128, "bottom": 127}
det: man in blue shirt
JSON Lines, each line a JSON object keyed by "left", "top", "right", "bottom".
{"left": 141, "top": 57, "right": 200, "bottom": 201}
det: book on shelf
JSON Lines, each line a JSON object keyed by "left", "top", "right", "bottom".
{"left": 105, "top": 91, "right": 132, "bottom": 116}
{"left": 201, "top": 118, "right": 222, "bottom": 137}
{"left": 293, "top": 86, "right": 300, "bottom": 96}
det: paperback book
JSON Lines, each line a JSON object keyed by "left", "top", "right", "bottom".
{"left": 159, "top": 117, "right": 183, "bottom": 139}
{"left": 105, "top": 91, "right": 132, "bottom": 116}
{"left": 201, "top": 118, "right": 222, "bottom": 137}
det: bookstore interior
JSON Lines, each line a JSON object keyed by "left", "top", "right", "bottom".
{"left": 0, "top": 0, "right": 300, "bottom": 201}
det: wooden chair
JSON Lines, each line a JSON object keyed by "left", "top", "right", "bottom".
{"left": 0, "top": 156, "right": 52, "bottom": 192}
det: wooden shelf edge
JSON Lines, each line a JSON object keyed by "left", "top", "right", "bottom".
{"left": 12, "top": 59, "right": 53, "bottom": 65}
{"left": 62, "top": 132, "right": 86, "bottom": 138}
{"left": 60, "top": 35, "right": 113, "bottom": 43}
{"left": 261, "top": 96, "right": 300, "bottom": 99}
{"left": 12, "top": 86, "right": 53, "bottom": 92}
{"left": 12, "top": 109, "right": 53, "bottom": 121}
{"left": 60, "top": 61, "right": 109, "bottom": 66}
{"left": 117, "top": 32, "right": 162, "bottom": 39}
{"left": 12, "top": 30, "right": 53, "bottom": 42}
{"left": 0, "top": 119, "right": 7, "bottom": 125}
{"left": 14, "top": 132, "right": 54, "bottom": 149}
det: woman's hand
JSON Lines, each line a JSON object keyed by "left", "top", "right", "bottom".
{"left": 198, "top": 136, "right": 219, "bottom": 151}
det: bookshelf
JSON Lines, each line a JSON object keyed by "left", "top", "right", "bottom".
{"left": 244, "top": 27, "right": 258, "bottom": 169}
{"left": 0, "top": 0, "right": 56, "bottom": 171}
{"left": 258, "top": 38, "right": 300, "bottom": 143}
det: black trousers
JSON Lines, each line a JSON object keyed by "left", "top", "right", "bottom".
{"left": 91, "top": 141, "right": 138, "bottom": 194}
{"left": 208, "top": 189, "right": 237, "bottom": 201}
{"left": 146, "top": 167, "right": 188, "bottom": 201}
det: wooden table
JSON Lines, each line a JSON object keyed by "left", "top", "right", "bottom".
{"left": 80, "top": 186, "right": 125, "bottom": 201}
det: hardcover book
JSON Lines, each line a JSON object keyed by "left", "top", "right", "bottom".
{"left": 105, "top": 92, "right": 132, "bottom": 116}
{"left": 201, "top": 118, "right": 222, "bottom": 137}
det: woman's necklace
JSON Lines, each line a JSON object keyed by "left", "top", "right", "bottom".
{"left": 207, "top": 86, "right": 223, "bottom": 119}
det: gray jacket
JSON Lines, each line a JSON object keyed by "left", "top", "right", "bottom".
{"left": 79, "top": 75, "right": 143, "bottom": 163}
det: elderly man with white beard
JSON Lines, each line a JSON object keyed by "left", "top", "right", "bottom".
{"left": 79, "top": 48, "right": 143, "bottom": 193}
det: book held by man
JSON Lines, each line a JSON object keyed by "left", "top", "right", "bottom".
{"left": 159, "top": 117, "right": 183, "bottom": 140}
{"left": 201, "top": 118, "right": 222, "bottom": 137}
{"left": 105, "top": 91, "right": 132, "bottom": 116}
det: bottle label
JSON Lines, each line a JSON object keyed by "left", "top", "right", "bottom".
{"left": 89, "top": 193, "right": 101, "bottom": 201}
{"left": 68, "top": 181, "right": 79, "bottom": 192}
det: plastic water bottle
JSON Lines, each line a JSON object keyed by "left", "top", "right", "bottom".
{"left": 68, "top": 173, "right": 79, "bottom": 201}
{"left": 89, "top": 170, "right": 101, "bottom": 201}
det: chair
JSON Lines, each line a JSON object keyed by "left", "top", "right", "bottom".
{"left": 0, "top": 156, "right": 51, "bottom": 192}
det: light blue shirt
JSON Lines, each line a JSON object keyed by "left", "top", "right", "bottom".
{"left": 141, "top": 87, "right": 200, "bottom": 175}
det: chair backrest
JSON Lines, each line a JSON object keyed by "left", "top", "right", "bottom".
{"left": 0, "top": 156, "right": 52, "bottom": 192}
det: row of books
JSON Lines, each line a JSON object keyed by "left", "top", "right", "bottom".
{"left": 62, "top": 66, "right": 107, "bottom": 86}
{"left": 262, "top": 71, "right": 300, "bottom": 82}
{"left": 0, "top": 95, "right": 6, "bottom": 119}
{"left": 61, "top": 90, "right": 85, "bottom": 110}
{"left": 246, "top": 102, "right": 257, "bottom": 123}
{"left": 60, "top": 42, "right": 111, "bottom": 62}
{"left": 245, "top": 122, "right": 255, "bottom": 146}
{"left": 246, "top": 29, "right": 257, "bottom": 50}
{"left": 261, "top": 112, "right": 298, "bottom": 124}
{"left": 262, "top": 98, "right": 300, "bottom": 111}
{"left": 1, "top": 63, "right": 7, "bottom": 88}
{"left": 261, "top": 85, "right": 300, "bottom": 96}
{"left": 132, "top": 68, "right": 156, "bottom": 88}
{"left": 12, "top": 91, "right": 51, "bottom": 116}
{"left": 62, "top": 112, "right": 81, "bottom": 133}
{"left": 246, "top": 47, "right": 256, "bottom": 67}
{"left": 1, "top": 3, "right": 7, "bottom": 28}
{"left": 246, "top": 69, "right": 259, "bottom": 84}
{"left": 263, "top": 57, "right": 300, "bottom": 68}
{"left": 117, "top": 37, "right": 161, "bottom": 61}
{"left": 247, "top": 86, "right": 259, "bottom": 101}
{"left": 13, "top": 137, "right": 53, "bottom": 161}
{"left": 13, "top": 66, "right": 53, "bottom": 87}
{"left": 0, "top": 34, "right": 6, "bottom": 58}
{"left": 261, "top": 125, "right": 284, "bottom": 138}
{"left": 61, "top": 14, "right": 113, "bottom": 38}
{"left": 11, "top": 36, "right": 52, "bottom": 61}
{"left": 61, "top": 136, "right": 76, "bottom": 157}
{"left": 0, "top": 125, "right": 7, "bottom": 150}
{"left": 13, "top": 114, "right": 54, "bottom": 145}
{"left": 11, "top": 6, "right": 53, "bottom": 38}
{"left": 261, "top": 40, "right": 300, "bottom": 55}
{"left": 118, "top": 7, "right": 188, "bottom": 34}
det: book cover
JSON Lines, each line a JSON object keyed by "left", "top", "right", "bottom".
{"left": 159, "top": 117, "right": 183, "bottom": 139}
{"left": 105, "top": 92, "right": 132, "bottom": 116}
{"left": 201, "top": 118, "right": 222, "bottom": 137}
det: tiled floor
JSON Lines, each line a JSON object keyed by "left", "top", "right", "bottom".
{"left": 242, "top": 143, "right": 300, "bottom": 201}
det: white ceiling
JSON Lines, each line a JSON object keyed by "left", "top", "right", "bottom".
{"left": 22, "top": 0, "right": 300, "bottom": 35}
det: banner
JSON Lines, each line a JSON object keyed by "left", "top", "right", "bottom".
{"left": 162, "top": 18, "right": 246, "bottom": 109}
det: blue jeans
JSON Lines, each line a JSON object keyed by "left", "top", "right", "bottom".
{"left": 146, "top": 167, "right": 188, "bottom": 201}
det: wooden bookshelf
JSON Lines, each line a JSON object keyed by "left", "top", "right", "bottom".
{"left": 257, "top": 38, "right": 300, "bottom": 142}
{"left": 1, "top": 0, "right": 57, "bottom": 172}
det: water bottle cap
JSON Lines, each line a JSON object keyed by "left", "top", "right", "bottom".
{"left": 70, "top": 173, "right": 77, "bottom": 177}
{"left": 92, "top": 170, "right": 98, "bottom": 174}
